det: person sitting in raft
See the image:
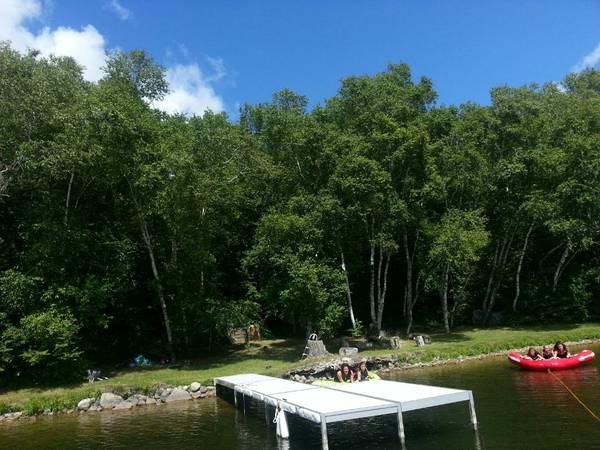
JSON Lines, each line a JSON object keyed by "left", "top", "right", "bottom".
{"left": 542, "top": 345, "right": 554, "bottom": 359}
{"left": 524, "top": 347, "right": 543, "bottom": 360}
{"left": 553, "top": 342, "right": 570, "bottom": 358}
{"left": 336, "top": 362, "right": 354, "bottom": 383}
{"left": 354, "top": 359, "right": 370, "bottom": 382}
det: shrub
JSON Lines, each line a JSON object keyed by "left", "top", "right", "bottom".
{"left": 1, "top": 307, "right": 83, "bottom": 382}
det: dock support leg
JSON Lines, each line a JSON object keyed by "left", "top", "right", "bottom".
{"left": 234, "top": 389, "right": 238, "bottom": 407}
{"left": 243, "top": 393, "right": 246, "bottom": 414}
{"left": 397, "top": 407, "right": 406, "bottom": 448}
{"left": 468, "top": 392, "right": 478, "bottom": 429}
{"left": 320, "top": 416, "right": 329, "bottom": 450}
{"left": 265, "top": 404, "right": 269, "bottom": 425}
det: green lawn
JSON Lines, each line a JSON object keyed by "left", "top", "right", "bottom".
{"left": 1, "top": 323, "right": 599, "bottom": 414}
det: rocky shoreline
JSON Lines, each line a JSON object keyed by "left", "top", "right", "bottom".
{"left": 284, "top": 338, "right": 600, "bottom": 382}
{"left": 0, "top": 382, "right": 216, "bottom": 423}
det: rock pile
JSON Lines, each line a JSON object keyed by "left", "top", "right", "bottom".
{"left": 75, "top": 383, "right": 215, "bottom": 413}
{"left": 0, "top": 382, "right": 216, "bottom": 422}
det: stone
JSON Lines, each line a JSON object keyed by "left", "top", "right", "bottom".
{"left": 190, "top": 382, "right": 202, "bottom": 392}
{"left": 191, "top": 390, "right": 204, "bottom": 399}
{"left": 77, "top": 398, "right": 94, "bottom": 411}
{"left": 159, "top": 388, "right": 173, "bottom": 400}
{"left": 183, "top": 385, "right": 189, "bottom": 392}
{"left": 145, "top": 398, "right": 158, "bottom": 405}
{"left": 164, "top": 388, "right": 191, "bottom": 403}
{"left": 99, "top": 392, "right": 124, "bottom": 409}
{"left": 113, "top": 401, "right": 134, "bottom": 410}
{"left": 338, "top": 346, "right": 359, "bottom": 357}
{"left": 88, "top": 405, "right": 103, "bottom": 412}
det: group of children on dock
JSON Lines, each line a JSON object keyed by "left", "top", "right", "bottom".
{"left": 524, "top": 341, "right": 570, "bottom": 360}
{"left": 335, "top": 359, "right": 370, "bottom": 383}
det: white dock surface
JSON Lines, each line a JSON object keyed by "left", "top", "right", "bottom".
{"left": 326, "top": 379, "right": 473, "bottom": 411}
{"left": 214, "top": 373, "right": 477, "bottom": 449}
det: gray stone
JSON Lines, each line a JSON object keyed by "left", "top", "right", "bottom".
{"left": 113, "top": 401, "right": 134, "bottom": 410}
{"left": 164, "top": 388, "right": 191, "bottom": 402}
{"left": 77, "top": 398, "right": 94, "bottom": 411}
{"left": 190, "top": 382, "right": 202, "bottom": 392}
{"left": 88, "top": 405, "right": 103, "bottom": 412}
{"left": 145, "top": 398, "right": 158, "bottom": 405}
{"left": 159, "top": 388, "right": 173, "bottom": 400}
{"left": 99, "top": 392, "right": 124, "bottom": 409}
{"left": 339, "top": 346, "right": 359, "bottom": 357}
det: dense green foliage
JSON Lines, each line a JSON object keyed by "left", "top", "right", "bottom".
{"left": 1, "top": 42, "right": 599, "bottom": 381}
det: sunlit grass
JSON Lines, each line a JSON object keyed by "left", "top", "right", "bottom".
{"left": 1, "top": 324, "right": 599, "bottom": 412}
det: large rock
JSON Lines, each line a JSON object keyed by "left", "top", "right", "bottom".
{"left": 99, "top": 392, "right": 124, "bottom": 409}
{"left": 77, "top": 398, "right": 94, "bottom": 411}
{"left": 113, "top": 401, "right": 134, "bottom": 410}
{"left": 189, "top": 382, "right": 202, "bottom": 393}
{"left": 164, "top": 388, "right": 191, "bottom": 403}
{"left": 338, "top": 347, "right": 359, "bottom": 357}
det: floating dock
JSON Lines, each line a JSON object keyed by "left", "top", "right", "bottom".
{"left": 214, "top": 373, "right": 478, "bottom": 449}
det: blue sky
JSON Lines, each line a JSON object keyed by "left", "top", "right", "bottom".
{"left": 2, "top": 0, "right": 600, "bottom": 116}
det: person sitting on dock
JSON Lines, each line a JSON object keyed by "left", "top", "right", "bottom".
{"left": 336, "top": 362, "right": 354, "bottom": 383}
{"left": 553, "top": 342, "right": 570, "bottom": 358}
{"left": 542, "top": 345, "right": 554, "bottom": 359}
{"left": 354, "top": 359, "right": 370, "bottom": 382}
{"left": 524, "top": 347, "right": 542, "bottom": 360}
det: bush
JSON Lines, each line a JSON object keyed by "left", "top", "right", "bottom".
{"left": 0, "top": 307, "right": 83, "bottom": 382}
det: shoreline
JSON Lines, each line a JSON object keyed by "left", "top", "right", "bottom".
{"left": 285, "top": 338, "right": 600, "bottom": 381}
{"left": 1, "top": 327, "right": 599, "bottom": 423}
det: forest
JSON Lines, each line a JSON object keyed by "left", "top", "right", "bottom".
{"left": 1, "top": 43, "right": 599, "bottom": 382}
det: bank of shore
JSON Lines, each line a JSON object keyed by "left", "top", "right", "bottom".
{"left": 1, "top": 323, "right": 599, "bottom": 421}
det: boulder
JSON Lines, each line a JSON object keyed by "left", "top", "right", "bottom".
{"left": 159, "top": 388, "right": 173, "bottom": 400}
{"left": 190, "top": 382, "right": 202, "bottom": 393}
{"left": 191, "top": 390, "right": 204, "bottom": 399}
{"left": 99, "top": 392, "right": 124, "bottom": 409}
{"left": 88, "top": 405, "right": 103, "bottom": 412}
{"left": 145, "top": 398, "right": 158, "bottom": 405}
{"left": 113, "top": 401, "right": 134, "bottom": 410}
{"left": 164, "top": 388, "right": 191, "bottom": 403}
{"left": 338, "top": 347, "right": 359, "bottom": 357}
{"left": 77, "top": 398, "right": 94, "bottom": 411}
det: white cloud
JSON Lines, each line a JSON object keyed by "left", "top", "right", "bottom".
{"left": 572, "top": 42, "right": 600, "bottom": 73}
{"left": 0, "top": 0, "right": 226, "bottom": 114}
{"left": 0, "top": 0, "right": 106, "bottom": 81}
{"left": 154, "top": 64, "right": 225, "bottom": 115}
{"left": 106, "top": 0, "right": 131, "bottom": 21}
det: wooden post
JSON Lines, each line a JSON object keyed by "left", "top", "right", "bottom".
{"left": 243, "top": 393, "right": 246, "bottom": 414}
{"left": 397, "top": 406, "right": 406, "bottom": 447}
{"left": 320, "top": 415, "right": 329, "bottom": 450}
{"left": 264, "top": 404, "right": 269, "bottom": 425}
{"left": 234, "top": 388, "right": 238, "bottom": 407}
{"left": 468, "top": 392, "right": 478, "bottom": 429}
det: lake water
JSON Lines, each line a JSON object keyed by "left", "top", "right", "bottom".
{"left": 1, "top": 344, "right": 598, "bottom": 449}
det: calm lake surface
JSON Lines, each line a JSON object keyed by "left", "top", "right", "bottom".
{"left": 1, "top": 343, "right": 598, "bottom": 449}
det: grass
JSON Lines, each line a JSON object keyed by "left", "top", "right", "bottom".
{"left": 1, "top": 323, "right": 599, "bottom": 414}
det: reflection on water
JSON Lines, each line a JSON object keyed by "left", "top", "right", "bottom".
{"left": 0, "top": 344, "right": 598, "bottom": 449}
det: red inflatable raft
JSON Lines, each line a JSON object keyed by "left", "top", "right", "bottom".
{"left": 508, "top": 349, "right": 595, "bottom": 371}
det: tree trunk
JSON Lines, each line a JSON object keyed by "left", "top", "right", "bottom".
{"left": 376, "top": 253, "right": 390, "bottom": 333}
{"left": 64, "top": 170, "right": 75, "bottom": 227}
{"left": 369, "top": 233, "right": 376, "bottom": 327}
{"left": 128, "top": 181, "right": 175, "bottom": 362}
{"left": 440, "top": 264, "right": 450, "bottom": 334}
{"left": 340, "top": 250, "right": 356, "bottom": 328}
{"left": 406, "top": 272, "right": 421, "bottom": 337}
{"left": 403, "top": 231, "right": 412, "bottom": 318}
{"left": 553, "top": 241, "right": 571, "bottom": 293}
{"left": 482, "top": 242, "right": 500, "bottom": 311}
{"left": 483, "top": 231, "right": 514, "bottom": 323}
{"left": 140, "top": 219, "right": 175, "bottom": 362}
{"left": 513, "top": 222, "right": 534, "bottom": 311}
